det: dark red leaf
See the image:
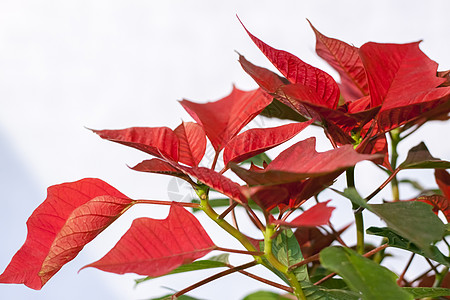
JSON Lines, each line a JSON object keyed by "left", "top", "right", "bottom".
{"left": 240, "top": 185, "right": 290, "bottom": 211}
{"left": 175, "top": 164, "right": 246, "bottom": 204}
{"left": 173, "top": 122, "right": 206, "bottom": 166}
{"left": 309, "top": 21, "right": 369, "bottom": 101}
{"left": 92, "top": 127, "right": 179, "bottom": 161}
{"left": 180, "top": 87, "right": 272, "bottom": 151}
{"left": 0, "top": 178, "right": 131, "bottom": 289}
{"left": 359, "top": 42, "right": 450, "bottom": 109}
{"left": 436, "top": 169, "right": 450, "bottom": 200}
{"left": 417, "top": 195, "right": 450, "bottom": 222}
{"left": 238, "top": 54, "right": 287, "bottom": 94}
{"left": 295, "top": 224, "right": 350, "bottom": 258}
{"left": 240, "top": 21, "right": 340, "bottom": 109}
{"left": 273, "top": 201, "right": 335, "bottom": 227}
{"left": 82, "top": 203, "right": 216, "bottom": 277}
{"left": 231, "top": 137, "right": 380, "bottom": 185}
{"left": 223, "top": 121, "right": 313, "bottom": 166}
{"left": 130, "top": 158, "right": 192, "bottom": 182}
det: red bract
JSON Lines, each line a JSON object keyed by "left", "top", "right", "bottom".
{"left": 231, "top": 137, "right": 380, "bottom": 185}
{"left": 240, "top": 20, "right": 340, "bottom": 109}
{"left": 93, "top": 126, "right": 180, "bottom": 161}
{"left": 0, "top": 178, "right": 132, "bottom": 290}
{"left": 223, "top": 121, "right": 313, "bottom": 166}
{"left": 173, "top": 122, "right": 207, "bottom": 166}
{"left": 273, "top": 201, "right": 335, "bottom": 227}
{"left": 180, "top": 87, "right": 272, "bottom": 151}
{"left": 309, "top": 21, "right": 369, "bottom": 101}
{"left": 82, "top": 203, "right": 216, "bottom": 277}
{"left": 239, "top": 21, "right": 450, "bottom": 152}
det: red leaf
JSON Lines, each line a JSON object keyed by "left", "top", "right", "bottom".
{"left": 82, "top": 203, "right": 216, "bottom": 277}
{"left": 223, "top": 121, "right": 313, "bottom": 166}
{"left": 173, "top": 122, "right": 206, "bottom": 166}
{"left": 175, "top": 164, "right": 246, "bottom": 204}
{"left": 180, "top": 87, "right": 272, "bottom": 151}
{"left": 295, "top": 224, "right": 350, "bottom": 258}
{"left": 0, "top": 179, "right": 131, "bottom": 289}
{"left": 92, "top": 127, "right": 179, "bottom": 161}
{"left": 231, "top": 137, "right": 380, "bottom": 185}
{"left": 417, "top": 195, "right": 450, "bottom": 222}
{"left": 240, "top": 185, "right": 290, "bottom": 211}
{"left": 309, "top": 21, "right": 368, "bottom": 101}
{"left": 238, "top": 54, "right": 287, "bottom": 94}
{"left": 436, "top": 169, "right": 450, "bottom": 200}
{"left": 273, "top": 201, "right": 335, "bottom": 227}
{"left": 241, "top": 21, "right": 340, "bottom": 109}
{"left": 130, "top": 158, "right": 192, "bottom": 182}
{"left": 359, "top": 42, "right": 450, "bottom": 109}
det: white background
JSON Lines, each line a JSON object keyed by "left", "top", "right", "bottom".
{"left": 0, "top": 1, "right": 449, "bottom": 299}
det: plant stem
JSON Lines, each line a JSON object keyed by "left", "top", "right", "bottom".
{"left": 172, "top": 261, "right": 257, "bottom": 299}
{"left": 226, "top": 264, "right": 294, "bottom": 293}
{"left": 264, "top": 225, "right": 306, "bottom": 300}
{"left": 389, "top": 130, "right": 401, "bottom": 201}
{"left": 134, "top": 199, "right": 200, "bottom": 208}
{"left": 199, "top": 194, "right": 260, "bottom": 257}
{"left": 347, "top": 167, "right": 364, "bottom": 255}
{"left": 215, "top": 247, "right": 264, "bottom": 256}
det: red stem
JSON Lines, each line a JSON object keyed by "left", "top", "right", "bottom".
{"left": 134, "top": 199, "right": 200, "bottom": 208}
{"left": 216, "top": 246, "right": 264, "bottom": 256}
{"left": 172, "top": 261, "right": 257, "bottom": 299}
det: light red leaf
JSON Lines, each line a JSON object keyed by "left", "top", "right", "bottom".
{"left": 173, "top": 122, "right": 206, "bottom": 166}
{"left": 359, "top": 42, "right": 450, "bottom": 109}
{"left": 241, "top": 20, "right": 340, "bottom": 109}
{"left": 223, "top": 121, "right": 313, "bottom": 166}
{"left": 273, "top": 201, "right": 335, "bottom": 227}
{"left": 231, "top": 137, "right": 380, "bottom": 185}
{"left": 309, "top": 21, "right": 368, "bottom": 101}
{"left": 82, "top": 203, "right": 216, "bottom": 277}
{"left": 92, "top": 127, "right": 179, "bottom": 161}
{"left": 180, "top": 87, "right": 272, "bottom": 151}
{"left": 0, "top": 178, "right": 131, "bottom": 289}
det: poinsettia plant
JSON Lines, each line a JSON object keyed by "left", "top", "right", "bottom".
{"left": 1, "top": 19, "right": 450, "bottom": 300}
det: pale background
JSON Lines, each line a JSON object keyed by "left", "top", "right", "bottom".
{"left": 0, "top": 1, "right": 449, "bottom": 299}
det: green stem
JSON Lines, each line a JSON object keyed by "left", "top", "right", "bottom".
{"left": 389, "top": 130, "right": 401, "bottom": 201}
{"left": 347, "top": 167, "right": 364, "bottom": 255}
{"left": 264, "top": 225, "right": 306, "bottom": 300}
{"left": 199, "top": 194, "right": 260, "bottom": 259}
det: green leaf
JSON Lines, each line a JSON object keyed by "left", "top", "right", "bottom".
{"left": 367, "top": 227, "right": 450, "bottom": 266}
{"left": 273, "top": 229, "right": 309, "bottom": 282}
{"left": 334, "top": 187, "right": 369, "bottom": 209}
{"left": 302, "top": 283, "right": 361, "bottom": 300}
{"left": 242, "top": 152, "right": 272, "bottom": 167}
{"left": 369, "top": 201, "right": 445, "bottom": 252}
{"left": 320, "top": 246, "right": 413, "bottom": 300}
{"left": 242, "top": 291, "right": 291, "bottom": 300}
{"left": 403, "top": 287, "right": 450, "bottom": 297}
{"left": 399, "top": 142, "right": 450, "bottom": 169}
{"left": 135, "top": 254, "right": 229, "bottom": 285}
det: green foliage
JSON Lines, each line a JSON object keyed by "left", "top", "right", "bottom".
{"left": 320, "top": 247, "right": 413, "bottom": 300}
